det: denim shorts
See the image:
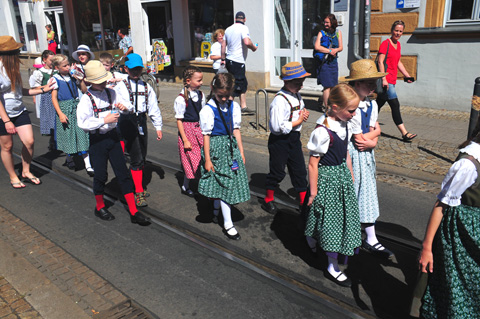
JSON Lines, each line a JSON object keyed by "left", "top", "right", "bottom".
{"left": 387, "top": 84, "right": 398, "bottom": 100}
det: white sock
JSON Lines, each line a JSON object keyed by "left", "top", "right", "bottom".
{"left": 182, "top": 174, "right": 190, "bottom": 190}
{"left": 327, "top": 257, "right": 348, "bottom": 281}
{"left": 365, "top": 224, "right": 384, "bottom": 250}
{"left": 213, "top": 199, "right": 220, "bottom": 216}
{"left": 306, "top": 236, "right": 317, "bottom": 252}
{"left": 220, "top": 201, "right": 235, "bottom": 234}
{"left": 82, "top": 153, "right": 92, "bottom": 169}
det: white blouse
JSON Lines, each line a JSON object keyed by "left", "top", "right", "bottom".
{"left": 29, "top": 68, "right": 48, "bottom": 88}
{"left": 77, "top": 88, "right": 130, "bottom": 134}
{"left": 0, "top": 61, "right": 25, "bottom": 117}
{"left": 269, "top": 89, "right": 305, "bottom": 135}
{"left": 307, "top": 115, "right": 352, "bottom": 157}
{"left": 173, "top": 89, "right": 205, "bottom": 119}
{"left": 437, "top": 142, "right": 480, "bottom": 206}
{"left": 350, "top": 98, "right": 378, "bottom": 135}
{"left": 199, "top": 99, "right": 241, "bottom": 135}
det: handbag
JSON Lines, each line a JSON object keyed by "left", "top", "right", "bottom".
{"left": 375, "top": 41, "right": 389, "bottom": 95}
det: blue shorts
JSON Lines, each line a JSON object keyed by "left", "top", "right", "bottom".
{"left": 0, "top": 110, "right": 31, "bottom": 136}
{"left": 386, "top": 84, "right": 398, "bottom": 100}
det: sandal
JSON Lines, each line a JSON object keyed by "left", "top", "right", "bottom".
{"left": 22, "top": 175, "right": 42, "bottom": 185}
{"left": 135, "top": 192, "right": 148, "bottom": 207}
{"left": 11, "top": 181, "right": 26, "bottom": 189}
{"left": 402, "top": 132, "right": 417, "bottom": 142}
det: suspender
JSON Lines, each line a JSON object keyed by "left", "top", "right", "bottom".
{"left": 315, "top": 123, "right": 334, "bottom": 147}
{"left": 86, "top": 89, "right": 113, "bottom": 118}
{"left": 122, "top": 78, "right": 148, "bottom": 112}
{"left": 275, "top": 92, "right": 301, "bottom": 121}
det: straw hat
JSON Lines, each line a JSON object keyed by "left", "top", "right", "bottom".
{"left": 280, "top": 62, "right": 311, "bottom": 80}
{"left": 0, "top": 36, "right": 23, "bottom": 53}
{"left": 72, "top": 44, "right": 95, "bottom": 61}
{"left": 84, "top": 60, "right": 112, "bottom": 84}
{"left": 339, "top": 59, "right": 387, "bottom": 82}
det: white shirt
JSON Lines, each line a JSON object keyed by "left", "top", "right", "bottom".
{"left": 0, "top": 61, "right": 25, "bottom": 117}
{"left": 174, "top": 89, "right": 205, "bottom": 119}
{"left": 29, "top": 67, "right": 50, "bottom": 88}
{"left": 224, "top": 23, "right": 251, "bottom": 64}
{"left": 210, "top": 42, "right": 222, "bottom": 70}
{"left": 350, "top": 98, "right": 378, "bottom": 135}
{"left": 115, "top": 77, "right": 163, "bottom": 130}
{"left": 269, "top": 89, "right": 305, "bottom": 135}
{"left": 200, "top": 99, "right": 242, "bottom": 135}
{"left": 437, "top": 142, "right": 480, "bottom": 206}
{"left": 307, "top": 115, "right": 352, "bottom": 157}
{"left": 77, "top": 88, "right": 129, "bottom": 134}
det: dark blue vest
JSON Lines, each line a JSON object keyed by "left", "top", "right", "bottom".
{"left": 183, "top": 91, "right": 203, "bottom": 122}
{"left": 319, "top": 124, "right": 349, "bottom": 166}
{"left": 208, "top": 100, "right": 233, "bottom": 136}
{"left": 360, "top": 100, "right": 373, "bottom": 134}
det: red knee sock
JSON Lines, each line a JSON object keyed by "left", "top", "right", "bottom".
{"left": 120, "top": 140, "right": 125, "bottom": 153}
{"left": 131, "top": 169, "right": 144, "bottom": 193}
{"left": 299, "top": 191, "right": 307, "bottom": 205}
{"left": 95, "top": 195, "right": 105, "bottom": 211}
{"left": 124, "top": 193, "right": 138, "bottom": 216}
{"left": 265, "top": 189, "right": 275, "bottom": 203}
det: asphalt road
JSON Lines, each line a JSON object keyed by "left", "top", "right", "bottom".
{"left": 0, "top": 96, "right": 438, "bottom": 318}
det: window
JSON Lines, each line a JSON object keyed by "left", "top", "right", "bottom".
{"left": 446, "top": 0, "right": 480, "bottom": 25}
{"left": 188, "top": 0, "right": 233, "bottom": 59}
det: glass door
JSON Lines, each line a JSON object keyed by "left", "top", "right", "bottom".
{"left": 271, "top": 0, "right": 330, "bottom": 89}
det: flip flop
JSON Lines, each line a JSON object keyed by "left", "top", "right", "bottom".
{"left": 22, "top": 176, "right": 42, "bottom": 185}
{"left": 402, "top": 132, "right": 417, "bottom": 142}
{"left": 11, "top": 181, "right": 26, "bottom": 189}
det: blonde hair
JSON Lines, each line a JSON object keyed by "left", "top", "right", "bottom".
{"left": 51, "top": 54, "right": 68, "bottom": 68}
{"left": 213, "top": 29, "right": 225, "bottom": 42}
{"left": 327, "top": 83, "right": 359, "bottom": 110}
{"left": 99, "top": 52, "right": 113, "bottom": 65}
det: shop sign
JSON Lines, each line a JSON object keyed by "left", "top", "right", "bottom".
{"left": 396, "top": 0, "right": 420, "bottom": 8}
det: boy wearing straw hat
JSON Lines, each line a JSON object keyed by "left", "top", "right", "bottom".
{"left": 77, "top": 60, "right": 150, "bottom": 225}
{"left": 340, "top": 59, "right": 394, "bottom": 259}
{"left": 261, "top": 62, "right": 310, "bottom": 214}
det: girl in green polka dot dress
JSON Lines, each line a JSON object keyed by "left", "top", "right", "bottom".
{"left": 305, "top": 83, "right": 362, "bottom": 287}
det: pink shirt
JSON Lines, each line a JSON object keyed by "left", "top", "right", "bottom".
{"left": 379, "top": 39, "right": 401, "bottom": 85}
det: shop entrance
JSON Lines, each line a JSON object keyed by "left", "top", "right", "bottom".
{"left": 271, "top": 0, "right": 330, "bottom": 89}
{"left": 141, "top": 0, "right": 172, "bottom": 72}
{"left": 44, "top": 7, "right": 68, "bottom": 55}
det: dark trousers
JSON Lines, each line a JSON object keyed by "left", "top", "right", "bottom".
{"left": 118, "top": 113, "right": 148, "bottom": 170}
{"left": 266, "top": 131, "right": 307, "bottom": 192}
{"left": 89, "top": 130, "right": 134, "bottom": 195}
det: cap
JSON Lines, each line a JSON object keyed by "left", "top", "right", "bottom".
{"left": 124, "top": 53, "right": 144, "bottom": 69}
{"left": 235, "top": 11, "right": 246, "bottom": 20}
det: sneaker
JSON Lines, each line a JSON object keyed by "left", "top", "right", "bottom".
{"left": 135, "top": 192, "right": 148, "bottom": 207}
{"left": 241, "top": 107, "right": 256, "bottom": 115}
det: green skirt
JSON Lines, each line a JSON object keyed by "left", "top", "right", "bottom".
{"left": 304, "top": 162, "right": 361, "bottom": 256}
{"left": 198, "top": 135, "right": 250, "bottom": 205}
{"left": 421, "top": 204, "right": 480, "bottom": 319}
{"left": 55, "top": 99, "right": 90, "bottom": 154}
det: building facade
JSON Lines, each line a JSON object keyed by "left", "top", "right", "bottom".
{"left": 1, "top": 0, "right": 479, "bottom": 111}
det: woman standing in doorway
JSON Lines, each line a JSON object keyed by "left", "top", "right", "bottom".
{"left": 377, "top": 20, "right": 416, "bottom": 142}
{"left": 314, "top": 14, "right": 343, "bottom": 112}
{"left": 45, "top": 25, "right": 57, "bottom": 54}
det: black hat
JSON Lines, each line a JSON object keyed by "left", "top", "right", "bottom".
{"left": 235, "top": 11, "right": 245, "bottom": 20}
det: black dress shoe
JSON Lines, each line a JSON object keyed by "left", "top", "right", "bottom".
{"left": 94, "top": 207, "right": 115, "bottom": 221}
{"left": 130, "top": 212, "right": 151, "bottom": 225}
{"left": 261, "top": 201, "right": 278, "bottom": 214}
{"left": 224, "top": 226, "right": 241, "bottom": 240}
{"left": 324, "top": 271, "right": 352, "bottom": 288}
{"left": 362, "top": 240, "right": 395, "bottom": 260}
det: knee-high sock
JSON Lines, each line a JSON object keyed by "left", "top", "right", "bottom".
{"left": 220, "top": 200, "right": 233, "bottom": 229}
{"left": 213, "top": 199, "right": 220, "bottom": 216}
{"left": 120, "top": 140, "right": 125, "bottom": 153}
{"left": 124, "top": 193, "right": 138, "bottom": 215}
{"left": 131, "top": 169, "right": 144, "bottom": 193}
{"left": 299, "top": 191, "right": 307, "bottom": 205}
{"left": 82, "top": 152, "right": 92, "bottom": 169}
{"left": 265, "top": 189, "right": 275, "bottom": 203}
{"left": 364, "top": 223, "right": 384, "bottom": 250}
{"left": 95, "top": 195, "right": 105, "bottom": 210}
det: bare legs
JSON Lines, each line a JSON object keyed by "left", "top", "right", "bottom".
{"left": 0, "top": 124, "right": 37, "bottom": 183}
{"left": 322, "top": 87, "right": 331, "bottom": 110}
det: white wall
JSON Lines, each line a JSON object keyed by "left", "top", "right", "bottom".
{"left": 0, "top": 0, "right": 20, "bottom": 40}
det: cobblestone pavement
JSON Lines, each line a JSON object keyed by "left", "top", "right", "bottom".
{"left": 0, "top": 276, "right": 42, "bottom": 319}
{"left": 0, "top": 207, "right": 128, "bottom": 318}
